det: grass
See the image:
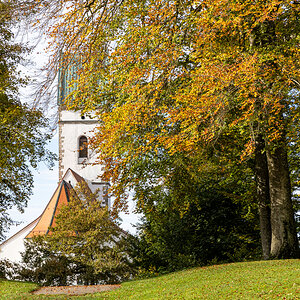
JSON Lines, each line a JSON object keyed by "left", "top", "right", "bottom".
{"left": 0, "top": 259, "right": 299, "bottom": 299}
{"left": 0, "top": 280, "right": 38, "bottom": 299}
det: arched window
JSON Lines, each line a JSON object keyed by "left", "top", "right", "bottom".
{"left": 79, "top": 136, "right": 88, "bottom": 158}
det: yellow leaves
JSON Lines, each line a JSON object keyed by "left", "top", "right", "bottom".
{"left": 39, "top": 0, "right": 300, "bottom": 210}
{"left": 240, "top": 140, "right": 255, "bottom": 161}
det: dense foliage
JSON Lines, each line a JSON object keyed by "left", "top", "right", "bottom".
{"left": 17, "top": 182, "right": 134, "bottom": 285}
{"left": 130, "top": 158, "right": 261, "bottom": 273}
{"left": 18, "top": 237, "right": 109, "bottom": 286}
{"left": 24, "top": 0, "right": 300, "bottom": 258}
{"left": 136, "top": 202, "right": 259, "bottom": 271}
{"left": 46, "top": 182, "right": 133, "bottom": 283}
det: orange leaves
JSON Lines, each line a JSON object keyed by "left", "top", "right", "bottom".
{"left": 38, "top": 0, "right": 300, "bottom": 211}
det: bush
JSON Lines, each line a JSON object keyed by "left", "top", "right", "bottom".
{"left": 0, "top": 259, "right": 19, "bottom": 280}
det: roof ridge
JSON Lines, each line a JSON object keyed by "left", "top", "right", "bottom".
{"left": 0, "top": 216, "right": 41, "bottom": 246}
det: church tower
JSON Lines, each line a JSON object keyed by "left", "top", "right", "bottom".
{"left": 57, "top": 64, "right": 110, "bottom": 207}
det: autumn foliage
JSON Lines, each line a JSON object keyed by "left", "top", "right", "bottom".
{"left": 25, "top": 0, "right": 300, "bottom": 259}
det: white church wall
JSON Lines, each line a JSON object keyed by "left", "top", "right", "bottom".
{"left": 0, "top": 218, "right": 39, "bottom": 263}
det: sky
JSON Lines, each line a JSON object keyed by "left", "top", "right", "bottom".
{"left": 6, "top": 28, "right": 141, "bottom": 239}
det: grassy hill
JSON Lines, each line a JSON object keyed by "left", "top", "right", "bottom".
{"left": 0, "top": 259, "right": 299, "bottom": 299}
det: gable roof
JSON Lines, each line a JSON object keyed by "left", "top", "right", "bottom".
{"left": 25, "top": 169, "right": 85, "bottom": 238}
{"left": 26, "top": 180, "right": 71, "bottom": 238}
{"left": 1, "top": 169, "right": 97, "bottom": 245}
{"left": 69, "top": 169, "right": 85, "bottom": 183}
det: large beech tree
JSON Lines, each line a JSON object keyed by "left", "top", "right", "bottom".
{"left": 29, "top": 0, "right": 300, "bottom": 258}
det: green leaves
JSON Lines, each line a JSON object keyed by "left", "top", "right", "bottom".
{"left": 45, "top": 182, "right": 133, "bottom": 283}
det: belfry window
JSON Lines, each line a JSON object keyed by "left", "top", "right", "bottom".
{"left": 102, "top": 185, "right": 109, "bottom": 206}
{"left": 79, "top": 136, "right": 88, "bottom": 159}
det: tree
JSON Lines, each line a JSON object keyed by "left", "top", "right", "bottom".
{"left": 44, "top": 181, "right": 133, "bottom": 284}
{"left": 18, "top": 237, "right": 77, "bottom": 286}
{"left": 19, "top": 236, "right": 114, "bottom": 286}
{"left": 28, "top": 0, "right": 299, "bottom": 258}
{"left": 0, "top": 1, "right": 55, "bottom": 241}
{"left": 131, "top": 168, "right": 261, "bottom": 273}
{"left": 121, "top": 132, "right": 261, "bottom": 270}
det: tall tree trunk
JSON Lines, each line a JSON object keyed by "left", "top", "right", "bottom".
{"left": 254, "top": 135, "right": 271, "bottom": 259}
{"left": 266, "top": 140, "right": 299, "bottom": 258}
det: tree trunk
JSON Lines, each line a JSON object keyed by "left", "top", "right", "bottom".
{"left": 266, "top": 141, "right": 299, "bottom": 258}
{"left": 254, "top": 135, "right": 271, "bottom": 259}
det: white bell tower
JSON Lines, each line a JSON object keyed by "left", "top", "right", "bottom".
{"left": 57, "top": 64, "right": 110, "bottom": 207}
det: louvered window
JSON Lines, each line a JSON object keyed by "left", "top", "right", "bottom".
{"left": 79, "top": 136, "right": 88, "bottom": 158}
{"left": 102, "top": 185, "right": 109, "bottom": 206}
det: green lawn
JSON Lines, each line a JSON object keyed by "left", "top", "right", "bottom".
{"left": 0, "top": 260, "right": 299, "bottom": 299}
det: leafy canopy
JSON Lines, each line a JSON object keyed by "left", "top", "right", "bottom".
{"left": 44, "top": 181, "right": 133, "bottom": 283}
{"left": 32, "top": 0, "right": 300, "bottom": 212}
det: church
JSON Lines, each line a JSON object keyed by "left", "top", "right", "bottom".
{"left": 0, "top": 66, "right": 109, "bottom": 263}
